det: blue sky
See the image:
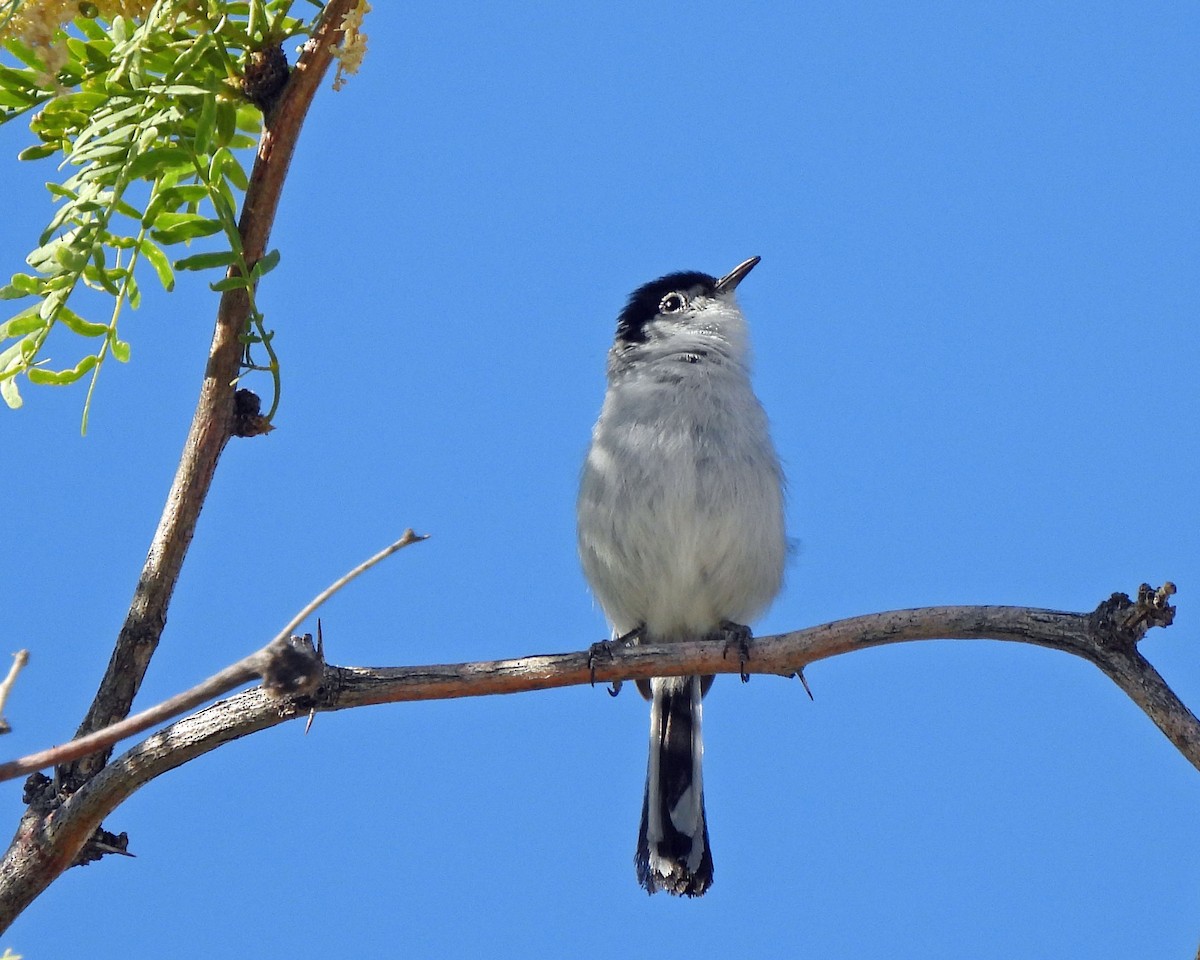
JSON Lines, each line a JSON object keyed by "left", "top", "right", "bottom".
{"left": 2, "top": 1, "right": 1199, "bottom": 956}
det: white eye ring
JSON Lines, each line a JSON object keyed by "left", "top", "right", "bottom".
{"left": 659, "top": 292, "right": 687, "bottom": 314}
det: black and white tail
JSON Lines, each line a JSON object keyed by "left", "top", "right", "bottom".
{"left": 636, "top": 675, "right": 713, "bottom": 896}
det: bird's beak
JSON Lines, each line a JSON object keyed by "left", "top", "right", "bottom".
{"left": 714, "top": 256, "right": 761, "bottom": 294}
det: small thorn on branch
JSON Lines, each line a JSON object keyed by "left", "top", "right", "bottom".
{"left": 72, "top": 827, "right": 133, "bottom": 867}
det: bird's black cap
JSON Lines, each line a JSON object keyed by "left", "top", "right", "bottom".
{"left": 614, "top": 258, "right": 760, "bottom": 345}
{"left": 616, "top": 271, "right": 716, "bottom": 345}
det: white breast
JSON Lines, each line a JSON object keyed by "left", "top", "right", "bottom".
{"left": 577, "top": 355, "right": 786, "bottom": 641}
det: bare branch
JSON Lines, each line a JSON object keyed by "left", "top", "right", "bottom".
{"left": 0, "top": 532, "right": 424, "bottom": 784}
{"left": 62, "top": 0, "right": 363, "bottom": 789}
{"left": 272, "top": 530, "right": 429, "bottom": 644}
{"left": 0, "top": 585, "right": 1184, "bottom": 929}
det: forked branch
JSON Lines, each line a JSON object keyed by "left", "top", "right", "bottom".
{"left": 0, "top": 583, "right": 1184, "bottom": 930}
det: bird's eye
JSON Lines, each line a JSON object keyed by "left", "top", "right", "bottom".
{"left": 659, "top": 292, "right": 687, "bottom": 314}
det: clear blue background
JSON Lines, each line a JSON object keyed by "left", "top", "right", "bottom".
{"left": 2, "top": 1, "right": 1198, "bottom": 956}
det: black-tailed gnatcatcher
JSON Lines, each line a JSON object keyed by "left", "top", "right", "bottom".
{"left": 577, "top": 256, "right": 787, "bottom": 896}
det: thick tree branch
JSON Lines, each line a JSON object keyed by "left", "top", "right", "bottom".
{"left": 0, "top": 586, "right": 1185, "bottom": 930}
{"left": 61, "top": 0, "right": 360, "bottom": 789}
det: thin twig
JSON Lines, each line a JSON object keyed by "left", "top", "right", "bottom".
{"left": 0, "top": 652, "right": 29, "bottom": 735}
{"left": 0, "top": 531, "right": 424, "bottom": 783}
{"left": 272, "top": 529, "right": 427, "bottom": 645}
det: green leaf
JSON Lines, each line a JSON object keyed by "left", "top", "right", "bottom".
{"left": 251, "top": 248, "right": 281, "bottom": 279}
{"left": 56, "top": 307, "right": 107, "bottom": 340}
{"left": 195, "top": 93, "right": 216, "bottom": 156}
{"left": 0, "top": 375, "right": 22, "bottom": 410}
{"left": 81, "top": 41, "right": 114, "bottom": 69}
{"left": 0, "top": 335, "right": 29, "bottom": 371}
{"left": 26, "top": 242, "right": 64, "bottom": 275}
{"left": 136, "top": 123, "right": 160, "bottom": 152}
{"left": 76, "top": 119, "right": 140, "bottom": 152}
{"left": 209, "top": 178, "right": 238, "bottom": 226}
{"left": 71, "top": 142, "right": 127, "bottom": 162}
{"left": 18, "top": 143, "right": 58, "bottom": 161}
{"left": 83, "top": 262, "right": 122, "bottom": 296}
{"left": 55, "top": 306, "right": 109, "bottom": 338}
{"left": 209, "top": 275, "right": 249, "bottom": 292}
{"left": 150, "top": 214, "right": 224, "bottom": 244}
{"left": 0, "top": 274, "right": 42, "bottom": 299}
{"left": 0, "top": 310, "right": 48, "bottom": 338}
{"left": 235, "top": 104, "right": 262, "bottom": 133}
{"left": 215, "top": 99, "right": 237, "bottom": 148}
{"left": 215, "top": 147, "right": 250, "bottom": 191}
{"left": 54, "top": 244, "right": 89, "bottom": 272}
{"left": 143, "top": 184, "right": 210, "bottom": 226}
{"left": 169, "top": 185, "right": 211, "bottom": 204}
{"left": 126, "top": 146, "right": 192, "bottom": 182}
{"left": 114, "top": 198, "right": 143, "bottom": 221}
{"left": 175, "top": 250, "right": 239, "bottom": 271}
{"left": 0, "top": 88, "right": 37, "bottom": 108}
{"left": 39, "top": 289, "right": 65, "bottom": 320}
{"left": 165, "top": 33, "right": 217, "bottom": 80}
{"left": 160, "top": 84, "right": 210, "bottom": 97}
{"left": 139, "top": 239, "right": 175, "bottom": 292}
{"left": 76, "top": 18, "right": 108, "bottom": 41}
{"left": 27, "top": 354, "right": 99, "bottom": 386}
{"left": 5, "top": 41, "right": 47, "bottom": 71}
{"left": 110, "top": 336, "right": 131, "bottom": 363}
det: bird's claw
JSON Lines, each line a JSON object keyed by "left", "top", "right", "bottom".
{"left": 719, "top": 621, "right": 753, "bottom": 682}
{"left": 587, "top": 639, "right": 616, "bottom": 688}
{"left": 588, "top": 626, "right": 642, "bottom": 693}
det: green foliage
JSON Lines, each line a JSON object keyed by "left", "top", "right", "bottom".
{"left": 0, "top": 0, "right": 314, "bottom": 431}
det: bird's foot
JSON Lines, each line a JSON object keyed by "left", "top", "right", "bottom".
{"left": 588, "top": 625, "right": 643, "bottom": 696}
{"left": 718, "top": 621, "right": 753, "bottom": 682}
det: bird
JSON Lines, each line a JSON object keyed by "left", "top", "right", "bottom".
{"left": 577, "top": 256, "right": 787, "bottom": 896}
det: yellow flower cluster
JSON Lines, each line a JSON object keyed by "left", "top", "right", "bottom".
{"left": 331, "top": 0, "right": 369, "bottom": 91}
{"left": 1, "top": 0, "right": 154, "bottom": 46}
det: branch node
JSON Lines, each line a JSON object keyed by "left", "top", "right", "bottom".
{"left": 242, "top": 43, "right": 290, "bottom": 117}
{"left": 256, "top": 635, "right": 324, "bottom": 700}
{"left": 21, "top": 772, "right": 57, "bottom": 813}
{"left": 232, "top": 388, "right": 275, "bottom": 437}
{"left": 1089, "top": 582, "right": 1176, "bottom": 652}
